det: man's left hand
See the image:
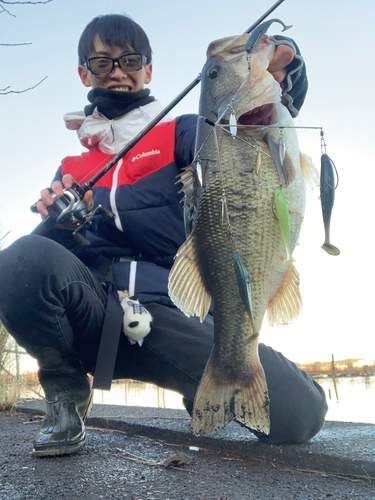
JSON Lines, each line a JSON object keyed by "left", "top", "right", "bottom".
{"left": 269, "top": 44, "right": 294, "bottom": 83}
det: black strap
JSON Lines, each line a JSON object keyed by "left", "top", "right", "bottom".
{"left": 92, "top": 256, "right": 124, "bottom": 390}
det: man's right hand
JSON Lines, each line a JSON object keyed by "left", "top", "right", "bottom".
{"left": 37, "top": 174, "right": 93, "bottom": 217}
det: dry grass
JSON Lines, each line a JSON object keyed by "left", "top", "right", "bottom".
{"left": 0, "top": 322, "right": 18, "bottom": 411}
{"left": 0, "top": 233, "right": 18, "bottom": 410}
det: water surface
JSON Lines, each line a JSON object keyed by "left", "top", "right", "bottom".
{"left": 312, "top": 374, "right": 375, "bottom": 424}
{"left": 20, "top": 374, "right": 375, "bottom": 425}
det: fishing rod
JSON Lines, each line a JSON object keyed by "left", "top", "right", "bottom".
{"left": 31, "top": 0, "right": 287, "bottom": 238}
{"left": 245, "top": 0, "right": 287, "bottom": 33}
{"left": 30, "top": 76, "right": 202, "bottom": 237}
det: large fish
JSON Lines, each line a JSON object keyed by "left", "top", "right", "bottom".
{"left": 169, "top": 34, "right": 317, "bottom": 436}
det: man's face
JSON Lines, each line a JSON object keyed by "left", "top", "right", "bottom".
{"left": 78, "top": 34, "right": 152, "bottom": 92}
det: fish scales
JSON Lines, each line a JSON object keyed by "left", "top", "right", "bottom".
{"left": 196, "top": 128, "right": 280, "bottom": 332}
{"left": 169, "top": 34, "right": 307, "bottom": 436}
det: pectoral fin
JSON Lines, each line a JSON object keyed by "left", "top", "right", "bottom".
{"left": 267, "top": 264, "right": 302, "bottom": 326}
{"left": 168, "top": 233, "right": 211, "bottom": 322}
{"left": 300, "top": 152, "right": 319, "bottom": 190}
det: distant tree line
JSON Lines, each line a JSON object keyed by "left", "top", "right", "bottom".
{"left": 297, "top": 359, "right": 375, "bottom": 373}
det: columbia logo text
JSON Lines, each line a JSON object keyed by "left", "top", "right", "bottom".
{"left": 132, "top": 149, "right": 161, "bottom": 162}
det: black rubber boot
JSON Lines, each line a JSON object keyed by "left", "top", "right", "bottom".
{"left": 32, "top": 359, "right": 92, "bottom": 457}
{"left": 182, "top": 397, "right": 194, "bottom": 416}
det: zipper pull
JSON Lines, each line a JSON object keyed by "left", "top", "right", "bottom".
{"left": 110, "top": 121, "right": 115, "bottom": 143}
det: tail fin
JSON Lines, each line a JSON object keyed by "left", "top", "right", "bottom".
{"left": 322, "top": 242, "right": 340, "bottom": 256}
{"left": 191, "top": 353, "right": 270, "bottom": 436}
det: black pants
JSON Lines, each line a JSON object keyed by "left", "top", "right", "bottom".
{"left": 0, "top": 235, "right": 327, "bottom": 444}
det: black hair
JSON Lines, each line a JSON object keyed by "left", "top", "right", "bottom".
{"left": 78, "top": 14, "right": 152, "bottom": 65}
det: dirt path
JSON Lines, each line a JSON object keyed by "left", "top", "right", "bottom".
{"left": 0, "top": 412, "right": 374, "bottom": 500}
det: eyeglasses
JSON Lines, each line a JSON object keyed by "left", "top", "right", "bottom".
{"left": 85, "top": 53, "right": 147, "bottom": 75}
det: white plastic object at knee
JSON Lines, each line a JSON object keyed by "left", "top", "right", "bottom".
{"left": 118, "top": 291, "right": 153, "bottom": 345}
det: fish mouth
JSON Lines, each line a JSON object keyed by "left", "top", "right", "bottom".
{"left": 238, "top": 104, "right": 274, "bottom": 126}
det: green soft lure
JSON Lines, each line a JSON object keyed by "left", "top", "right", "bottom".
{"left": 273, "top": 188, "right": 293, "bottom": 264}
{"left": 233, "top": 251, "right": 258, "bottom": 338}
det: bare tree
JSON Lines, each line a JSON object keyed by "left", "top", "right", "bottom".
{"left": 0, "top": 0, "right": 53, "bottom": 17}
{"left": 0, "top": 0, "right": 52, "bottom": 95}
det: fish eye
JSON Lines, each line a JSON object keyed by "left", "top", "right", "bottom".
{"left": 207, "top": 64, "right": 221, "bottom": 79}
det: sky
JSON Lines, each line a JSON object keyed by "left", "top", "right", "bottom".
{"left": 0, "top": 0, "right": 374, "bottom": 367}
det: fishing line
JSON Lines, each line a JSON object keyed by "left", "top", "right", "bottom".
{"left": 194, "top": 116, "right": 257, "bottom": 253}
{"left": 219, "top": 124, "right": 325, "bottom": 131}
{"left": 80, "top": 2, "right": 288, "bottom": 191}
{"left": 194, "top": 117, "right": 216, "bottom": 160}
{"left": 215, "top": 73, "right": 250, "bottom": 126}
{"left": 215, "top": 123, "right": 272, "bottom": 159}
{"left": 320, "top": 128, "right": 327, "bottom": 155}
{"left": 58, "top": 149, "right": 118, "bottom": 188}
{"left": 212, "top": 126, "right": 234, "bottom": 241}
{"left": 78, "top": 3, "right": 286, "bottom": 191}
{"left": 217, "top": 123, "right": 338, "bottom": 181}
{"left": 57, "top": 11, "right": 286, "bottom": 195}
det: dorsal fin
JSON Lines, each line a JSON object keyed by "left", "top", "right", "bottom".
{"left": 177, "top": 165, "right": 197, "bottom": 236}
{"left": 177, "top": 165, "right": 195, "bottom": 203}
{"left": 267, "top": 264, "right": 302, "bottom": 326}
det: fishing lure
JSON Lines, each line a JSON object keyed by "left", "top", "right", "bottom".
{"left": 233, "top": 251, "right": 258, "bottom": 337}
{"left": 273, "top": 187, "right": 293, "bottom": 264}
{"left": 320, "top": 153, "right": 340, "bottom": 256}
{"left": 195, "top": 159, "right": 203, "bottom": 186}
{"left": 246, "top": 18, "right": 292, "bottom": 54}
{"left": 267, "top": 133, "right": 295, "bottom": 186}
{"left": 279, "top": 134, "right": 286, "bottom": 165}
{"left": 229, "top": 113, "right": 237, "bottom": 139}
{"left": 256, "top": 148, "right": 262, "bottom": 175}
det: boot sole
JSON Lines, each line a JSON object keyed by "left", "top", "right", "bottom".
{"left": 32, "top": 436, "right": 86, "bottom": 458}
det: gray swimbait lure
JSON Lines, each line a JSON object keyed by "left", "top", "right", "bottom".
{"left": 320, "top": 153, "right": 340, "bottom": 256}
{"left": 246, "top": 18, "right": 292, "bottom": 54}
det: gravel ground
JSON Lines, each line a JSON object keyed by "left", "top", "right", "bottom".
{"left": 1, "top": 412, "right": 374, "bottom": 500}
